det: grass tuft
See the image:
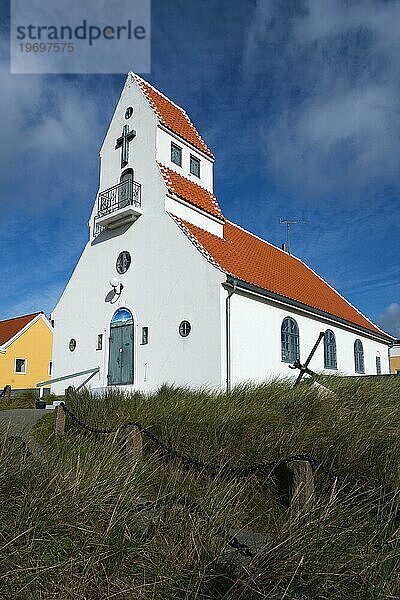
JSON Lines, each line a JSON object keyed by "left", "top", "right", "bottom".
{"left": 0, "top": 377, "right": 398, "bottom": 598}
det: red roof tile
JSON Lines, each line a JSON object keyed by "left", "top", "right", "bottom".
{"left": 134, "top": 74, "right": 214, "bottom": 159}
{"left": 159, "top": 163, "right": 224, "bottom": 220}
{"left": 172, "top": 217, "right": 388, "bottom": 338}
{"left": 0, "top": 312, "right": 42, "bottom": 346}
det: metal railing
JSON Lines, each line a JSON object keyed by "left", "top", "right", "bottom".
{"left": 97, "top": 179, "right": 141, "bottom": 218}
{"left": 36, "top": 367, "right": 100, "bottom": 395}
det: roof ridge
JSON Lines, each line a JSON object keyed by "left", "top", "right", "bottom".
{"left": 0, "top": 311, "right": 41, "bottom": 325}
{"left": 131, "top": 73, "right": 190, "bottom": 116}
{"left": 131, "top": 73, "right": 214, "bottom": 159}
{"left": 226, "top": 219, "right": 388, "bottom": 337}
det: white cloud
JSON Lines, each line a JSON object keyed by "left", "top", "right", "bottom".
{"left": 6, "top": 282, "right": 64, "bottom": 321}
{"left": 0, "top": 34, "right": 105, "bottom": 212}
{"left": 244, "top": 0, "right": 400, "bottom": 202}
{"left": 378, "top": 303, "right": 400, "bottom": 338}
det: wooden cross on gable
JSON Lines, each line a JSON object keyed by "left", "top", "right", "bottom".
{"left": 115, "top": 124, "right": 136, "bottom": 168}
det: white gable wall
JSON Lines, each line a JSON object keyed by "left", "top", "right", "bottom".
{"left": 228, "top": 289, "right": 390, "bottom": 384}
{"left": 52, "top": 213, "right": 225, "bottom": 394}
{"left": 52, "top": 75, "right": 225, "bottom": 394}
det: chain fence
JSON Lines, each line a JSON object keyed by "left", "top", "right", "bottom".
{"left": 60, "top": 402, "right": 337, "bottom": 480}
{"left": 59, "top": 402, "right": 340, "bottom": 560}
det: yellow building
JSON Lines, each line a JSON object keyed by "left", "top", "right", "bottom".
{"left": 0, "top": 312, "right": 53, "bottom": 392}
{"left": 389, "top": 340, "right": 400, "bottom": 375}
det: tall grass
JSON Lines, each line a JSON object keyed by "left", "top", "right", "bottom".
{"left": 66, "top": 377, "right": 400, "bottom": 491}
{"left": 0, "top": 377, "right": 398, "bottom": 598}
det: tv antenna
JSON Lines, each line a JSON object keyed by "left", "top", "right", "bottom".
{"left": 279, "top": 218, "right": 308, "bottom": 255}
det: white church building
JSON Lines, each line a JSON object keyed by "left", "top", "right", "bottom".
{"left": 51, "top": 73, "right": 393, "bottom": 394}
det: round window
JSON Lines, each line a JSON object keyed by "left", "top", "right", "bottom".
{"left": 116, "top": 251, "right": 131, "bottom": 274}
{"left": 69, "top": 338, "right": 76, "bottom": 352}
{"left": 125, "top": 106, "right": 134, "bottom": 119}
{"left": 179, "top": 320, "right": 191, "bottom": 337}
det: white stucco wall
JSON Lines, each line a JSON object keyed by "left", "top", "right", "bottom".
{"left": 228, "top": 289, "right": 391, "bottom": 384}
{"left": 156, "top": 127, "right": 214, "bottom": 191}
{"left": 52, "top": 72, "right": 391, "bottom": 396}
{"left": 52, "top": 75, "right": 225, "bottom": 394}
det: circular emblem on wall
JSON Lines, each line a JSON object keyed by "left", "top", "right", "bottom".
{"left": 125, "top": 106, "right": 134, "bottom": 119}
{"left": 69, "top": 338, "right": 76, "bottom": 352}
{"left": 116, "top": 251, "right": 131, "bottom": 274}
{"left": 179, "top": 320, "right": 191, "bottom": 337}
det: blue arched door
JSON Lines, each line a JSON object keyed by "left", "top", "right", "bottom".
{"left": 108, "top": 308, "right": 134, "bottom": 385}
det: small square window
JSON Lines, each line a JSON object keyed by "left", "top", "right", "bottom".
{"left": 141, "top": 327, "right": 149, "bottom": 345}
{"left": 190, "top": 155, "right": 200, "bottom": 177}
{"left": 97, "top": 334, "right": 103, "bottom": 350}
{"left": 171, "top": 143, "right": 182, "bottom": 167}
{"left": 15, "top": 358, "right": 26, "bottom": 374}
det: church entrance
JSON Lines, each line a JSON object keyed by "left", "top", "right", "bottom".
{"left": 108, "top": 308, "right": 134, "bottom": 385}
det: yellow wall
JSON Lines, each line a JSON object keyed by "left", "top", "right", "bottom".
{"left": 390, "top": 355, "right": 400, "bottom": 374}
{"left": 0, "top": 318, "right": 53, "bottom": 390}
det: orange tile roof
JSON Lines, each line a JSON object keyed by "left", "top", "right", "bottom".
{"left": 0, "top": 312, "right": 42, "bottom": 346}
{"left": 133, "top": 74, "right": 214, "bottom": 159}
{"left": 159, "top": 163, "right": 224, "bottom": 220}
{"left": 172, "top": 217, "right": 388, "bottom": 338}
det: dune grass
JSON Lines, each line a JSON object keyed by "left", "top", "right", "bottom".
{"left": 63, "top": 376, "right": 400, "bottom": 490}
{"left": 0, "top": 377, "right": 398, "bottom": 598}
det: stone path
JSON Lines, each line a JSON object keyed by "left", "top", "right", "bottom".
{"left": 0, "top": 409, "right": 47, "bottom": 454}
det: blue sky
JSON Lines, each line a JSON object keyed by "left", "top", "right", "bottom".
{"left": 0, "top": 0, "right": 399, "bottom": 336}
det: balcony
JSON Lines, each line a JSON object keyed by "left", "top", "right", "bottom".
{"left": 96, "top": 179, "right": 142, "bottom": 230}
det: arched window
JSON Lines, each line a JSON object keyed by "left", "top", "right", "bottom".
{"left": 354, "top": 339, "right": 365, "bottom": 373}
{"left": 111, "top": 307, "right": 133, "bottom": 326}
{"left": 281, "top": 317, "right": 300, "bottom": 363}
{"left": 324, "top": 329, "right": 337, "bottom": 369}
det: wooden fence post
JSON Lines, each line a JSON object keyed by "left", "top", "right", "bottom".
{"left": 287, "top": 459, "right": 314, "bottom": 515}
{"left": 54, "top": 405, "right": 66, "bottom": 436}
{"left": 123, "top": 425, "right": 142, "bottom": 460}
{"left": 4, "top": 385, "right": 11, "bottom": 403}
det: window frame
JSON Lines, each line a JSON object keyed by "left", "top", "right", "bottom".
{"left": 141, "top": 326, "right": 149, "bottom": 345}
{"left": 324, "top": 329, "right": 337, "bottom": 370}
{"left": 97, "top": 334, "right": 103, "bottom": 351}
{"left": 376, "top": 353, "right": 381, "bottom": 375}
{"left": 116, "top": 251, "right": 132, "bottom": 275}
{"left": 179, "top": 320, "right": 192, "bottom": 338}
{"left": 171, "top": 142, "right": 182, "bottom": 167}
{"left": 190, "top": 154, "right": 201, "bottom": 177}
{"left": 15, "top": 358, "right": 27, "bottom": 374}
{"left": 354, "top": 339, "right": 365, "bottom": 374}
{"left": 281, "top": 317, "right": 300, "bottom": 363}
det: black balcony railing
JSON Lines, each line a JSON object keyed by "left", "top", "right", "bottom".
{"left": 97, "top": 179, "right": 141, "bottom": 218}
